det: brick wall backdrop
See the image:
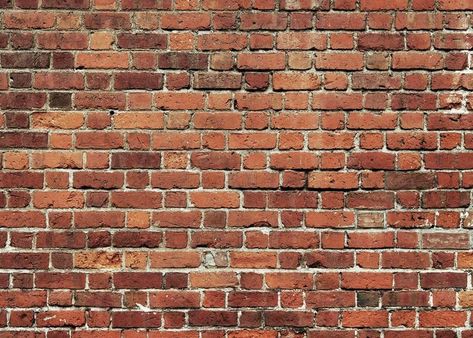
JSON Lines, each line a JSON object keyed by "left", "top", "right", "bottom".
{"left": 1, "top": 0, "right": 473, "bottom": 336}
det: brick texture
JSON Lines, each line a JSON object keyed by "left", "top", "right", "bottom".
{"left": 0, "top": 0, "right": 473, "bottom": 336}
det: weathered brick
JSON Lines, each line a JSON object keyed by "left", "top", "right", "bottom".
{"left": 2, "top": 2, "right": 472, "bottom": 335}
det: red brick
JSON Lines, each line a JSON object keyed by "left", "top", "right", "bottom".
{"left": 198, "top": 33, "right": 247, "bottom": 51}
{"left": 342, "top": 272, "right": 393, "bottom": 290}
{"left": 277, "top": 32, "right": 327, "bottom": 50}
{"left": 308, "top": 172, "right": 358, "bottom": 190}
{"left": 315, "top": 53, "right": 363, "bottom": 70}
{"left": 237, "top": 53, "right": 285, "bottom": 70}
{"left": 264, "top": 311, "right": 313, "bottom": 327}
{"left": 419, "top": 311, "right": 466, "bottom": 328}
{"left": 316, "top": 13, "right": 365, "bottom": 30}
{"left": 117, "top": 33, "right": 166, "bottom": 49}
{"left": 393, "top": 52, "right": 444, "bottom": 70}
{"left": 2, "top": 2, "right": 472, "bottom": 335}
{"left": 114, "top": 72, "right": 163, "bottom": 90}
{"left": 112, "top": 311, "right": 161, "bottom": 328}
{"left": 343, "top": 311, "right": 388, "bottom": 328}
{"left": 189, "top": 310, "right": 237, "bottom": 326}
{"left": 360, "top": 0, "right": 408, "bottom": 10}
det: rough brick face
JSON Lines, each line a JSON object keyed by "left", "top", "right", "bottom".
{"left": 0, "top": 0, "right": 472, "bottom": 336}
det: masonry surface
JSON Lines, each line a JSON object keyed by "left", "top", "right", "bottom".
{"left": 1, "top": 0, "right": 473, "bottom": 336}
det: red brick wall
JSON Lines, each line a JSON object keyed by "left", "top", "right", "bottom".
{"left": 1, "top": 0, "right": 473, "bottom": 336}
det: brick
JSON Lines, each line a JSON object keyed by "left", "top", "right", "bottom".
{"left": 352, "top": 74, "right": 401, "bottom": 90}
{"left": 75, "top": 92, "right": 126, "bottom": 109}
{"left": 150, "top": 291, "right": 200, "bottom": 308}
{"left": 73, "top": 172, "right": 124, "bottom": 189}
{"left": 153, "top": 211, "right": 201, "bottom": 228}
{"left": 111, "top": 191, "right": 162, "bottom": 209}
{"left": 117, "top": 33, "right": 167, "bottom": 49}
{"left": 277, "top": 32, "right": 326, "bottom": 50}
{"left": 113, "top": 272, "right": 163, "bottom": 289}
{"left": 0, "top": 253, "right": 49, "bottom": 269}
{"left": 33, "top": 191, "right": 84, "bottom": 209}
{"left": 237, "top": 53, "right": 286, "bottom": 70}
{"left": 74, "top": 211, "right": 125, "bottom": 228}
{"left": 305, "top": 211, "right": 355, "bottom": 228}
{"left": 312, "top": 93, "right": 363, "bottom": 110}
{"left": 42, "top": 0, "right": 89, "bottom": 8}
{"left": 229, "top": 171, "right": 279, "bottom": 189}
{"left": 360, "top": 0, "right": 408, "bottom": 10}
{"left": 0, "top": 93, "right": 47, "bottom": 109}
{"left": 32, "top": 112, "right": 84, "bottom": 129}
{"left": 198, "top": 33, "right": 247, "bottom": 50}
{"left": 343, "top": 311, "right": 388, "bottom": 328}
{"left": 270, "top": 152, "right": 318, "bottom": 170}
{"left": 162, "top": 13, "right": 211, "bottom": 30}
{"left": 76, "top": 52, "right": 129, "bottom": 69}
{"left": 315, "top": 53, "right": 363, "bottom": 70}
{"left": 114, "top": 72, "right": 163, "bottom": 90}
{"left": 37, "top": 32, "right": 88, "bottom": 50}
{"left": 240, "top": 13, "right": 287, "bottom": 30}
{"left": 0, "top": 211, "right": 46, "bottom": 228}
{"left": 74, "top": 251, "right": 121, "bottom": 269}
{"left": 316, "top": 13, "right": 365, "bottom": 30}
{"left": 235, "top": 93, "right": 283, "bottom": 110}
{"left": 419, "top": 311, "right": 466, "bottom": 328}
{"left": 121, "top": 0, "right": 171, "bottom": 9}
{"left": 347, "top": 232, "right": 395, "bottom": 248}
{"left": 228, "top": 211, "right": 278, "bottom": 227}
{"left": 191, "top": 192, "right": 240, "bottom": 208}
{"left": 189, "top": 310, "right": 237, "bottom": 326}
{"left": 342, "top": 272, "right": 393, "bottom": 289}
{"left": 308, "top": 172, "right": 358, "bottom": 190}
{"left": 37, "top": 311, "right": 85, "bottom": 327}
{"left": 382, "top": 252, "right": 430, "bottom": 269}
{"left": 385, "top": 172, "right": 436, "bottom": 190}
{"left": 231, "top": 252, "right": 277, "bottom": 268}
{"left": 228, "top": 291, "right": 278, "bottom": 307}
{"left": 348, "top": 152, "right": 395, "bottom": 170}
{"left": 112, "top": 311, "right": 161, "bottom": 328}
{"left": 425, "top": 153, "right": 473, "bottom": 169}
{"left": 151, "top": 172, "right": 199, "bottom": 189}
{"left": 76, "top": 131, "right": 124, "bottom": 148}
{"left": 194, "top": 72, "right": 242, "bottom": 89}
{"left": 392, "top": 52, "right": 444, "bottom": 70}
{"left": 387, "top": 132, "right": 437, "bottom": 150}
{"left": 159, "top": 52, "right": 208, "bottom": 70}
{"left": 191, "top": 152, "right": 240, "bottom": 169}
{"left": 305, "top": 251, "right": 354, "bottom": 268}
{"left": 438, "top": 0, "right": 473, "bottom": 10}
{"left": 114, "top": 113, "right": 164, "bottom": 129}
{"left": 0, "top": 291, "right": 46, "bottom": 307}
{"left": 190, "top": 272, "right": 238, "bottom": 288}
{"left": 420, "top": 272, "right": 467, "bottom": 289}
{"left": 0, "top": 52, "right": 51, "bottom": 68}
{"left": 269, "top": 231, "right": 319, "bottom": 249}
{"left": 150, "top": 251, "right": 201, "bottom": 268}
{"left": 273, "top": 72, "right": 320, "bottom": 90}
{"left": 191, "top": 231, "right": 242, "bottom": 248}
{"left": 0, "top": 172, "right": 43, "bottom": 188}
{"left": 35, "top": 272, "right": 85, "bottom": 289}
{"left": 264, "top": 311, "right": 313, "bottom": 327}
{"left": 155, "top": 93, "right": 205, "bottom": 110}
{"left": 5, "top": 11, "right": 56, "bottom": 29}
{"left": 358, "top": 33, "right": 404, "bottom": 51}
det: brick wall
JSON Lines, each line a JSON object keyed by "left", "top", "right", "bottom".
{"left": 1, "top": 0, "right": 473, "bottom": 336}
